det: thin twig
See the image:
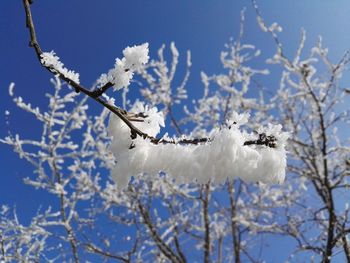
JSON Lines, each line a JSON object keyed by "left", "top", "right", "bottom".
{"left": 85, "top": 243, "right": 129, "bottom": 262}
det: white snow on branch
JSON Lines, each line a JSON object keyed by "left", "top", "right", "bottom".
{"left": 97, "top": 43, "right": 149, "bottom": 90}
{"left": 8, "top": 82, "right": 15, "bottom": 97}
{"left": 123, "top": 43, "right": 150, "bottom": 70}
{"left": 40, "top": 51, "right": 80, "bottom": 84}
{"left": 108, "top": 105, "right": 288, "bottom": 188}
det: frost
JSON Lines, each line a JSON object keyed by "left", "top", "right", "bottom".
{"left": 269, "top": 22, "right": 283, "bottom": 33}
{"left": 1, "top": 205, "right": 9, "bottom": 215}
{"left": 40, "top": 51, "right": 80, "bottom": 84}
{"left": 129, "top": 101, "right": 165, "bottom": 137}
{"left": 8, "top": 82, "right": 15, "bottom": 97}
{"left": 123, "top": 43, "right": 150, "bottom": 70}
{"left": 138, "top": 42, "right": 190, "bottom": 111}
{"left": 97, "top": 43, "right": 149, "bottom": 90}
{"left": 256, "top": 16, "right": 268, "bottom": 32}
{"left": 109, "top": 107, "right": 288, "bottom": 188}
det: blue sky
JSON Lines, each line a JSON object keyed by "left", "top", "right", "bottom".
{"left": 1, "top": 0, "right": 350, "bottom": 261}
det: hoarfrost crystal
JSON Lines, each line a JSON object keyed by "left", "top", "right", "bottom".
{"left": 40, "top": 51, "right": 80, "bottom": 84}
{"left": 108, "top": 105, "right": 288, "bottom": 188}
{"left": 97, "top": 43, "right": 149, "bottom": 90}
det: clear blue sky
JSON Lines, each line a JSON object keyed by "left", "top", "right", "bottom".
{"left": 1, "top": 1, "right": 350, "bottom": 261}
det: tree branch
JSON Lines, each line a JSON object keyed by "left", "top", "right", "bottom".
{"left": 84, "top": 243, "right": 129, "bottom": 263}
{"left": 202, "top": 182, "right": 211, "bottom": 263}
{"left": 129, "top": 186, "right": 184, "bottom": 263}
{"left": 228, "top": 181, "right": 241, "bottom": 263}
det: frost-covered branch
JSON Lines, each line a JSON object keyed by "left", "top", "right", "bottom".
{"left": 109, "top": 107, "right": 288, "bottom": 187}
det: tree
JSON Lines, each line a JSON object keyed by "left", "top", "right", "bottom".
{"left": 1, "top": 0, "right": 349, "bottom": 262}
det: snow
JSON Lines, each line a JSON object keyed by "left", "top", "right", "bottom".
{"left": 108, "top": 105, "right": 288, "bottom": 188}
{"left": 40, "top": 51, "right": 80, "bottom": 84}
{"left": 97, "top": 43, "right": 149, "bottom": 90}
{"left": 123, "top": 43, "right": 149, "bottom": 70}
{"left": 8, "top": 82, "right": 15, "bottom": 97}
